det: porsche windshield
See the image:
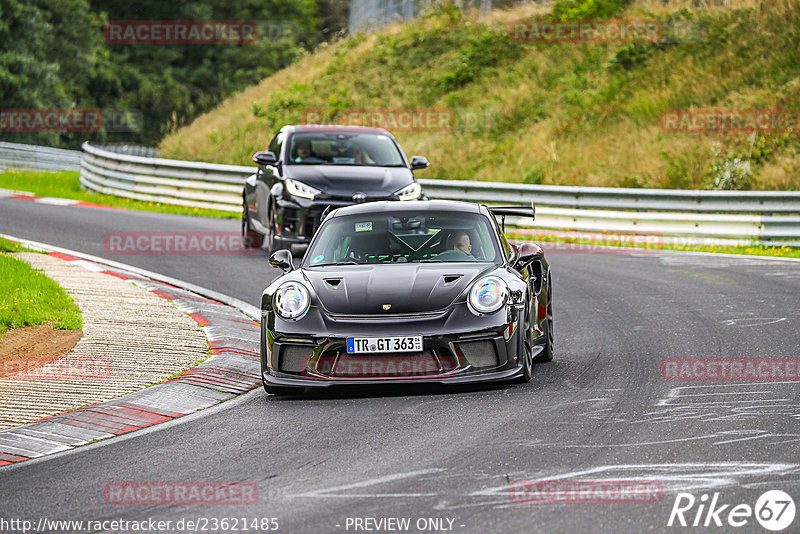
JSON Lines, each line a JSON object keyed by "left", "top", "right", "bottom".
{"left": 287, "top": 132, "right": 405, "bottom": 166}
{"left": 304, "top": 211, "right": 502, "bottom": 266}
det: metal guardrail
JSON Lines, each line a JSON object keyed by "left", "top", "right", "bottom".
{"left": 97, "top": 144, "right": 160, "bottom": 158}
{"left": 0, "top": 141, "right": 776, "bottom": 245}
{"left": 79, "top": 142, "right": 250, "bottom": 212}
{"left": 422, "top": 179, "right": 800, "bottom": 214}
{"left": 0, "top": 142, "right": 82, "bottom": 172}
{"left": 422, "top": 182, "right": 800, "bottom": 244}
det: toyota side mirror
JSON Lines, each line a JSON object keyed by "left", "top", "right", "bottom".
{"left": 253, "top": 151, "right": 278, "bottom": 166}
{"left": 410, "top": 155, "right": 429, "bottom": 170}
{"left": 269, "top": 250, "right": 294, "bottom": 272}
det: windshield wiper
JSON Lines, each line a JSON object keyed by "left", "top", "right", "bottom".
{"left": 313, "top": 261, "right": 360, "bottom": 266}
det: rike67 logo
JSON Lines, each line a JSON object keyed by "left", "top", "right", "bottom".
{"left": 668, "top": 490, "right": 795, "bottom": 531}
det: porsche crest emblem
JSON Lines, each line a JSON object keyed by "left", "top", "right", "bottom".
{"left": 382, "top": 304, "right": 392, "bottom": 311}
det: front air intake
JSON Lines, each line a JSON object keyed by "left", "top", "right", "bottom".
{"left": 278, "top": 345, "right": 312, "bottom": 374}
{"left": 458, "top": 340, "right": 499, "bottom": 369}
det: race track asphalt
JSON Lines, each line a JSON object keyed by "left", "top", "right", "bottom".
{"left": 1, "top": 197, "right": 799, "bottom": 533}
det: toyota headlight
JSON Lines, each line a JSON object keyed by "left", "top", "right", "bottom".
{"left": 286, "top": 179, "right": 321, "bottom": 199}
{"left": 467, "top": 276, "right": 508, "bottom": 315}
{"left": 394, "top": 182, "right": 421, "bottom": 201}
{"left": 274, "top": 281, "right": 310, "bottom": 320}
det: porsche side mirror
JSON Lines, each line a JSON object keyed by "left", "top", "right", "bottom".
{"left": 410, "top": 155, "right": 429, "bottom": 170}
{"left": 253, "top": 151, "right": 278, "bottom": 166}
{"left": 516, "top": 242, "right": 545, "bottom": 265}
{"left": 269, "top": 250, "right": 294, "bottom": 272}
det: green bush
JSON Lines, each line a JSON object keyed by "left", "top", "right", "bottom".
{"left": 608, "top": 43, "right": 657, "bottom": 71}
{"left": 436, "top": 29, "right": 523, "bottom": 94}
{"left": 551, "top": 0, "right": 631, "bottom": 21}
{"left": 708, "top": 134, "right": 792, "bottom": 190}
{"left": 523, "top": 164, "right": 546, "bottom": 185}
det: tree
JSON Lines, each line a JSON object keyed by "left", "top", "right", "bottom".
{"left": 1, "top": 0, "right": 347, "bottom": 147}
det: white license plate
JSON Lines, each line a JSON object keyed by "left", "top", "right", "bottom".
{"left": 346, "top": 336, "right": 423, "bottom": 354}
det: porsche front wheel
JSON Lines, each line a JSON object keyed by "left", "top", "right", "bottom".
{"left": 517, "top": 296, "right": 536, "bottom": 383}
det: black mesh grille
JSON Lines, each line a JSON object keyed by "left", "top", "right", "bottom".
{"left": 458, "top": 340, "right": 498, "bottom": 369}
{"left": 278, "top": 345, "right": 313, "bottom": 373}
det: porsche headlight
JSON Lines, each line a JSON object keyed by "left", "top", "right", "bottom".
{"left": 285, "top": 179, "right": 321, "bottom": 199}
{"left": 274, "top": 281, "right": 310, "bottom": 320}
{"left": 467, "top": 276, "right": 508, "bottom": 315}
{"left": 394, "top": 182, "right": 421, "bottom": 201}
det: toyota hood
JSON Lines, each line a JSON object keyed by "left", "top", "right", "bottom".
{"left": 285, "top": 165, "right": 414, "bottom": 198}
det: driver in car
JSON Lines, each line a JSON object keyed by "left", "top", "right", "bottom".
{"left": 443, "top": 231, "right": 474, "bottom": 259}
{"left": 345, "top": 145, "right": 370, "bottom": 164}
{"left": 293, "top": 140, "right": 324, "bottom": 163}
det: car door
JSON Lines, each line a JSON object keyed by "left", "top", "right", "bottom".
{"left": 254, "top": 129, "right": 285, "bottom": 229}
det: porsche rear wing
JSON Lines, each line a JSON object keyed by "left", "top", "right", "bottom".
{"left": 488, "top": 202, "right": 535, "bottom": 233}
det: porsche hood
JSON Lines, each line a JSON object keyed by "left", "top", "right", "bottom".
{"left": 304, "top": 263, "right": 496, "bottom": 315}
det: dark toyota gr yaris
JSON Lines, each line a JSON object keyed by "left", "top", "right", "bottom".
{"left": 242, "top": 125, "right": 429, "bottom": 252}
{"left": 259, "top": 200, "right": 554, "bottom": 395}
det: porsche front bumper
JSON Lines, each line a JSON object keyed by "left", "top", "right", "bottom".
{"left": 261, "top": 307, "right": 544, "bottom": 389}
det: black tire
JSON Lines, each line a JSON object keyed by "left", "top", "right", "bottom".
{"left": 518, "top": 338, "right": 534, "bottom": 383}
{"left": 242, "top": 199, "right": 264, "bottom": 249}
{"left": 516, "top": 294, "right": 536, "bottom": 383}
{"left": 262, "top": 382, "right": 299, "bottom": 396}
{"left": 533, "top": 280, "right": 554, "bottom": 363}
{"left": 265, "top": 199, "right": 284, "bottom": 253}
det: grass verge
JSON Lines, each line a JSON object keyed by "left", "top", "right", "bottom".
{"left": 0, "top": 169, "right": 237, "bottom": 219}
{"left": 0, "top": 249, "right": 83, "bottom": 339}
{"left": 0, "top": 237, "right": 36, "bottom": 254}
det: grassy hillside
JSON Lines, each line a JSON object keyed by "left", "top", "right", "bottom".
{"left": 160, "top": 0, "right": 800, "bottom": 190}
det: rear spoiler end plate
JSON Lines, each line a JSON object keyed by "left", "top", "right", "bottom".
{"left": 488, "top": 201, "right": 535, "bottom": 232}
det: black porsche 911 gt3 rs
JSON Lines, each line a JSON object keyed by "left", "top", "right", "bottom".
{"left": 259, "top": 199, "right": 553, "bottom": 395}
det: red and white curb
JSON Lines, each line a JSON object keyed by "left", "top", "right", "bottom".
{"left": 0, "top": 189, "right": 119, "bottom": 209}
{"left": 0, "top": 238, "right": 262, "bottom": 467}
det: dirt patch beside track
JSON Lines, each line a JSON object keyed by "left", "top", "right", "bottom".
{"left": 0, "top": 325, "right": 82, "bottom": 378}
